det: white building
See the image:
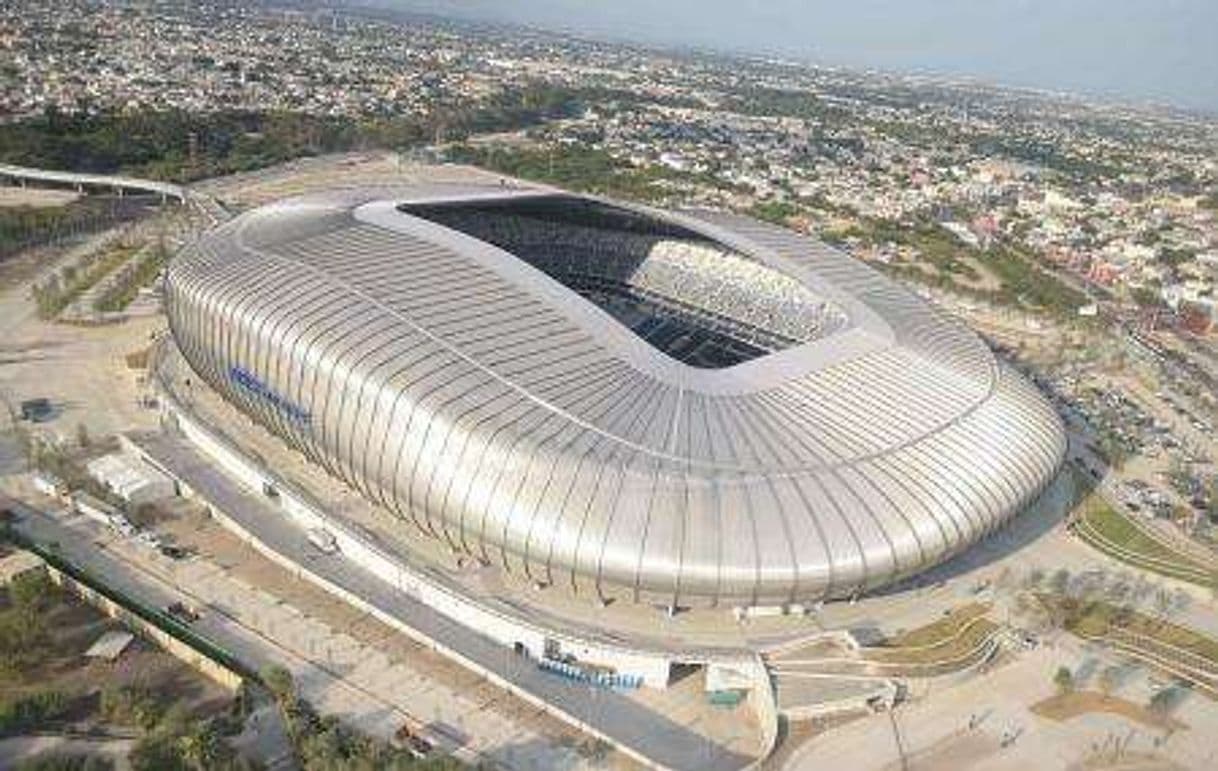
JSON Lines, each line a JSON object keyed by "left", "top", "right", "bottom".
{"left": 86, "top": 453, "right": 175, "bottom": 507}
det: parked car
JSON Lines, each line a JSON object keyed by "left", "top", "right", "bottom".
{"left": 394, "top": 725, "right": 433, "bottom": 757}
{"left": 166, "top": 601, "right": 202, "bottom": 623}
{"left": 160, "top": 545, "right": 191, "bottom": 560}
{"left": 19, "top": 398, "right": 52, "bottom": 422}
{"left": 307, "top": 527, "right": 339, "bottom": 555}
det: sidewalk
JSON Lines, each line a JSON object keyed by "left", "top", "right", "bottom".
{"left": 6, "top": 501, "right": 596, "bottom": 770}
{"left": 129, "top": 429, "right": 756, "bottom": 771}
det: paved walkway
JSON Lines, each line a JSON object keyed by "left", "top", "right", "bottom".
{"left": 129, "top": 430, "right": 755, "bottom": 771}
{"left": 6, "top": 500, "right": 609, "bottom": 770}
{"left": 782, "top": 640, "right": 1218, "bottom": 770}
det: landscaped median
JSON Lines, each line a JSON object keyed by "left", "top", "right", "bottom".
{"left": 93, "top": 241, "right": 169, "bottom": 312}
{"left": 861, "top": 603, "right": 1001, "bottom": 675}
{"left": 30, "top": 241, "right": 142, "bottom": 319}
{"left": 772, "top": 603, "right": 1003, "bottom": 680}
{"left": 1072, "top": 492, "right": 1218, "bottom": 588}
{"left": 1040, "top": 594, "right": 1218, "bottom": 698}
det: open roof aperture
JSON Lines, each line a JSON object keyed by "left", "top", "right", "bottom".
{"left": 401, "top": 196, "right": 847, "bottom": 369}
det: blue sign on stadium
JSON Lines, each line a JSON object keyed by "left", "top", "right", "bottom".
{"left": 228, "top": 366, "right": 312, "bottom": 426}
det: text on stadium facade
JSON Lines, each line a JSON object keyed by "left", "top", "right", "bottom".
{"left": 229, "top": 366, "right": 312, "bottom": 425}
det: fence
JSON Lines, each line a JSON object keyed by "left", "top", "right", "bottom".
{"left": 5, "top": 526, "right": 254, "bottom": 690}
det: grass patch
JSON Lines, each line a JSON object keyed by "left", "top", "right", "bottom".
{"left": 93, "top": 245, "right": 168, "bottom": 312}
{"left": 829, "top": 218, "right": 981, "bottom": 279}
{"left": 0, "top": 199, "right": 119, "bottom": 261}
{"left": 0, "top": 688, "right": 71, "bottom": 736}
{"left": 1048, "top": 595, "right": 1218, "bottom": 667}
{"left": 30, "top": 244, "right": 139, "bottom": 319}
{"left": 975, "top": 244, "right": 1087, "bottom": 314}
{"left": 1083, "top": 497, "right": 1182, "bottom": 563}
{"left": 828, "top": 216, "right": 1086, "bottom": 318}
{"left": 17, "top": 753, "right": 116, "bottom": 771}
{"left": 1077, "top": 494, "right": 1217, "bottom": 585}
{"left": 865, "top": 603, "right": 998, "bottom": 665}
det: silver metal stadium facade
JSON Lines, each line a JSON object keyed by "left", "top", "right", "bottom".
{"left": 164, "top": 185, "right": 1067, "bottom": 608}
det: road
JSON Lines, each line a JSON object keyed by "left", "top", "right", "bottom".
{"left": 128, "top": 429, "right": 756, "bottom": 771}
{"left": 6, "top": 499, "right": 620, "bottom": 770}
{"left": 0, "top": 162, "right": 185, "bottom": 201}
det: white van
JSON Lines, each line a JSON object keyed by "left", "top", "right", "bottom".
{"left": 306, "top": 527, "right": 338, "bottom": 555}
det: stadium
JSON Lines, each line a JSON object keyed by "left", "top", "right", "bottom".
{"left": 164, "top": 185, "right": 1066, "bottom": 610}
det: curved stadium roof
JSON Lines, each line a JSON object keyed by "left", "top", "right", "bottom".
{"left": 165, "top": 185, "right": 1066, "bottom": 607}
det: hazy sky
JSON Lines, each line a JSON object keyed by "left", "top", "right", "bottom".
{"left": 383, "top": 0, "right": 1218, "bottom": 113}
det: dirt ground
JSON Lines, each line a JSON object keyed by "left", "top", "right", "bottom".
{"left": 0, "top": 241, "right": 63, "bottom": 289}
{"left": 0, "top": 578, "right": 233, "bottom": 728}
{"left": 1031, "top": 691, "right": 1185, "bottom": 732}
{"left": 0, "top": 188, "right": 80, "bottom": 208}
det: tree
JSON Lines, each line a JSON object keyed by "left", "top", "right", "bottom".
{"left": 1207, "top": 477, "right": 1218, "bottom": 523}
{"left": 1167, "top": 456, "right": 1194, "bottom": 497}
{"left": 177, "top": 721, "right": 233, "bottom": 770}
{"left": 1130, "top": 285, "right": 1162, "bottom": 309}
{"left": 0, "top": 690, "right": 69, "bottom": 737}
{"left": 1053, "top": 665, "right": 1074, "bottom": 696}
{"left": 129, "top": 730, "right": 187, "bottom": 771}
{"left": 576, "top": 738, "right": 612, "bottom": 763}
{"left": 1097, "top": 432, "right": 1128, "bottom": 470}
{"left": 260, "top": 665, "right": 295, "bottom": 707}
{"left": 1048, "top": 568, "right": 1071, "bottom": 597}
{"left": 1148, "top": 686, "right": 1177, "bottom": 716}
{"left": 1153, "top": 587, "right": 1173, "bottom": 628}
{"left": 99, "top": 683, "right": 162, "bottom": 732}
{"left": 1098, "top": 666, "right": 1122, "bottom": 698}
{"left": 9, "top": 570, "right": 52, "bottom": 613}
{"left": 1025, "top": 568, "right": 1046, "bottom": 589}
{"left": 0, "top": 592, "right": 51, "bottom": 676}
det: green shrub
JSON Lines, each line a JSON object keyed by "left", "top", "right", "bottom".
{"left": 9, "top": 569, "right": 53, "bottom": 611}
{"left": 93, "top": 245, "right": 170, "bottom": 312}
{"left": 0, "top": 609, "right": 51, "bottom": 679}
{"left": 0, "top": 689, "right": 70, "bottom": 735}
{"left": 100, "top": 683, "right": 163, "bottom": 731}
{"left": 17, "top": 752, "right": 115, "bottom": 771}
{"left": 129, "top": 729, "right": 189, "bottom": 771}
{"left": 129, "top": 716, "right": 254, "bottom": 771}
{"left": 0, "top": 91, "right": 583, "bottom": 184}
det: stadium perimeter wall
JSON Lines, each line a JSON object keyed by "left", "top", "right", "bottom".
{"left": 152, "top": 390, "right": 788, "bottom": 768}
{"left": 157, "top": 379, "right": 680, "bottom": 688}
